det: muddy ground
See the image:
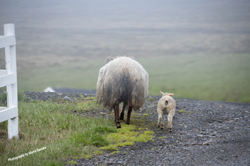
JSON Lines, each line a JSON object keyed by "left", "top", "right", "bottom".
{"left": 24, "top": 92, "right": 250, "bottom": 166}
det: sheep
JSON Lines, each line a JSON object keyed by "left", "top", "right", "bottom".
{"left": 157, "top": 91, "right": 176, "bottom": 132}
{"left": 96, "top": 56, "right": 148, "bottom": 128}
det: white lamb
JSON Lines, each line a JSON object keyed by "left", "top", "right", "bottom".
{"left": 157, "top": 91, "right": 176, "bottom": 132}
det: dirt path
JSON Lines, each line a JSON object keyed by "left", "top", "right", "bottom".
{"left": 77, "top": 98, "right": 250, "bottom": 165}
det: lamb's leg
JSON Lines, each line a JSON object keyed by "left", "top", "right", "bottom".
{"left": 157, "top": 112, "right": 164, "bottom": 129}
{"left": 126, "top": 106, "right": 133, "bottom": 124}
{"left": 157, "top": 115, "right": 161, "bottom": 128}
{"left": 160, "top": 115, "right": 164, "bottom": 129}
{"left": 114, "top": 104, "right": 121, "bottom": 128}
{"left": 168, "top": 114, "right": 173, "bottom": 132}
{"left": 120, "top": 103, "right": 126, "bottom": 120}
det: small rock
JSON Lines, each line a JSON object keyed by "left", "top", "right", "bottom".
{"left": 108, "top": 159, "right": 113, "bottom": 164}
{"left": 203, "top": 140, "right": 215, "bottom": 145}
{"left": 63, "top": 96, "right": 71, "bottom": 101}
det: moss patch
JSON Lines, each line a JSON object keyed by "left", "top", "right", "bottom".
{"left": 147, "top": 97, "right": 154, "bottom": 101}
{"left": 158, "top": 136, "right": 167, "bottom": 139}
{"left": 179, "top": 110, "right": 186, "bottom": 113}
{"left": 101, "top": 123, "right": 154, "bottom": 151}
{"left": 110, "top": 151, "right": 120, "bottom": 155}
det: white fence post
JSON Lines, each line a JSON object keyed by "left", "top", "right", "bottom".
{"left": 0, "top": 24, "right": 18, "bottom": 139}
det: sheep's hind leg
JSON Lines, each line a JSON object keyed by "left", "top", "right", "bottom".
{"left": 168, "top": 114, "right": 173, "bottom": 132}
{"left": 120, "top": 103, "right": 126, "bottom": 120}
{"left": 114, "top": 104, "right": 121, "bottom": 128}
{"left": 126, "top": 106, "right": 133, "bottom": 125}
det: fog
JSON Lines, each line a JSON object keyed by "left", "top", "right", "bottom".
{"left": 1, "top": 0, "right": 250, "bottom": 60}
{"left": 0, "top": 0, "right": 250, "bottom": 102}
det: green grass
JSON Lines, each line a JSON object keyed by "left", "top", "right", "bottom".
{"left": 0, "top": 98, "right": 117, "bottom": 165}
{"left": 17, "top": 54, "right": 250, "bottom": 103}
{"left": 0, "top": 93, "right": 155, "bottom": 165}
{"left": 140, "top": 54, "right": 250, "bottom": 103}
{"left": 17, "top": 58, "right": 105, "bottom": 92}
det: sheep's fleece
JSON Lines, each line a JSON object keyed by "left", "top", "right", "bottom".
{"left": 96, "top": 56, "right": 148, "bottom": 110}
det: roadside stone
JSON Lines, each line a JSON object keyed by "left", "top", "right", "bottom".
{"left": 63, "top": 96, "right": 71, "bottom": 101}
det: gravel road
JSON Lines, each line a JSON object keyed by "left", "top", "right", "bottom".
{"left": 24, "top": 92, "right": 250, "bottom": 166}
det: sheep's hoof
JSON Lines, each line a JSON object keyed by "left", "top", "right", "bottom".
{"left": 169, "top": 128, "right": 172, "bottom": 132}
{"left": 116, "top": 122, "right": 121, "bottom": 128}
{"left": 120, "top": 116, "right": 124, "bottom": 120}
{"left": 126, "top": 122, "right": 130, "bottom": 125}
{"left": 161, "top": 127, "right": 163, "bottom": 130}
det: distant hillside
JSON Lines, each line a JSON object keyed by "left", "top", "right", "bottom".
{"left": 0, "top": 0, "right": 250, "bottom": 63}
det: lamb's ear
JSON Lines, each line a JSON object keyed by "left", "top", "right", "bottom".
{"left": 160, "top": 91, "right": 164, "bottom": 96}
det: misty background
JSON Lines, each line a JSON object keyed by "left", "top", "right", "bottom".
{"left": 0, "top": 0, "right": 250, "bottom": 102}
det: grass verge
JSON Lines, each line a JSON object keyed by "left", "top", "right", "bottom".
{"left": 0, "top": 98, "right": 116, "bottom": 165}
{"left": 0, "top": 94, "right": 155, "bottom": 165}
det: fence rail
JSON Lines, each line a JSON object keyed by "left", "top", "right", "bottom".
{"left": 0, "top": 24, "right": 18, "bottom": 139}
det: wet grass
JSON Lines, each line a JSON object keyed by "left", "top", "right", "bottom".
{"left": 0, "top": 96, "right": 116, "bottom": 165}
{"left": 0, "top": 93, "right": 155, "bottom": 165}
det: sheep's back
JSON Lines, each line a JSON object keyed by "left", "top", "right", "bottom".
{"left": 158, "top": 95, "right": 176, "bottom": 112}
{"left": 96, "top": 57, "right": 148, "bottom": 110}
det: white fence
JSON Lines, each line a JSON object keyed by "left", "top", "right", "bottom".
{"left": 0, "top": 24, "right": 18, "bottom": 139}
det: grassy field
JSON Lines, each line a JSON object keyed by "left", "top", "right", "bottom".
{"left": 0, "top": 94, "right": 154, "bottom": 165}
{"left": 17, "top": 54, "right": 250, "bottom": 103}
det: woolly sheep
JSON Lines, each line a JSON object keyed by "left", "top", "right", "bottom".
{"left": 96, "top": 56, "right": 148, "bottom": 128}
{"left": 157, "top": 91, "right": 176, "bottom": 132}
